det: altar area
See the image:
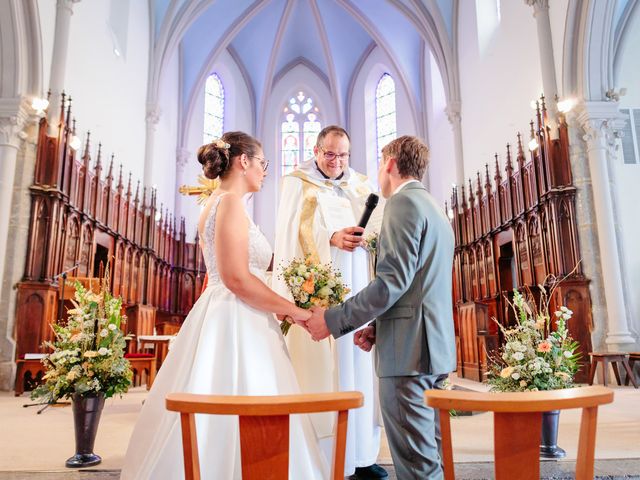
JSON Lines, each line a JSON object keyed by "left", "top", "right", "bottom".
{"left": 2, "top": 377, "right": 639, "bottom": 479}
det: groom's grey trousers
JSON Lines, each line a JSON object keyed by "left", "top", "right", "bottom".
{"left": 379, "top": 374, "right": 447, "bottom": 480}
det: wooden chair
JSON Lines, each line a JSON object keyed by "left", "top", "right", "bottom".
{"left": 588, "top": 352, "right": 638, "bottom": 388}
{"left": 124, "top": 354, "right": 157, "bottom": 390}
{"left": 14, "top": 358, "right": 45, "bottom": 396}
{"left": 425, "top": 386, "right": 614, "bottom": 480}
{"left": 625, "top": 352, "right": 640, "bottom": 386}
{"left": 166, "top": 391, "right": 363, "bottom": 480}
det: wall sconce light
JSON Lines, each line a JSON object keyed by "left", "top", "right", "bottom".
{"left": 557, "top": 98, "right": 575, "bottom": 113}
{"left": 31, "top": 97, "right": 49, "bottom": 114}
{"left": 69, "top": 135, "right": 82, "bottom": 151}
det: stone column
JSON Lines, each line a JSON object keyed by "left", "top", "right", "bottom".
{"left": 445, "top": 102, "right": 465, "bottom": 187}
{"left": 0, "top": 99, "right": 30, "bottom": 296}
{"left": 143, "top": 104, "right": 161, "bottom": 188}
{"left": 0, "top": 98, "right": 35, "bottom": 390}
{"left": 47, "top": 0, "right": 81, "bottom": 135}
{"left": 577, "top": 101, "right": 634, "bottom": 349}
{"left": 525, "top": 0, "right": 559, "bottom": 136}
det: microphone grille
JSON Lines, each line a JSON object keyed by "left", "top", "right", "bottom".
{"left": 366, "top": 193, "right": 379, "bottom": 208}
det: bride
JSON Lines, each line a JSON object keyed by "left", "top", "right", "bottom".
{"left": 120, "top": 131, "right": 328, "bottom": 479}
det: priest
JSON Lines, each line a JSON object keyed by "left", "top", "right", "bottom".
{"left": 273, "top": 126, "right": 386, "bottom": 480}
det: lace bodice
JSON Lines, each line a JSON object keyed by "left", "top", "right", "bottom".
{"left": 201, "top": 194, "right": 273, "bottom": 289}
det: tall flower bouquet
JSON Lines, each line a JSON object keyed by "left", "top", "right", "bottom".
{"left": 31, "top": 273, "right": 132, "bottom": 403}
{"left": 279, "top": 256, "right": 350, "bottom": 335}
{"left": 487, "top": 282, "right": 580, "bottom": 392}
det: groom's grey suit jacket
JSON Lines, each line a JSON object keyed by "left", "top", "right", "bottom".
{"left": 325, "top": 182, "right": 456, "bottom": 377}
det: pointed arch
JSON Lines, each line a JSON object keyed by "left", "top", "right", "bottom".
{"left": 375, "top": 73, "right": 397, "bottom": 161}
{"left": 202, "top": 73, "right": 224, "bottom": 144}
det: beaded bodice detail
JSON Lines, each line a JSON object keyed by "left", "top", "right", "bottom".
{"left": 202, "top": 194, "right": 272, "bottom": 289}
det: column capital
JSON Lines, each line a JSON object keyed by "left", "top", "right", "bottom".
{"left": 525, "top": 0, "right": 549, "bottom": 15}
{"left": 146, "top": 103, "right": 161, "bottom": 128}
{"left": 57, "top": 0, "right": 81, "bottom": 14}
{"left": 176, "top": 147, "right": 191, "bottom": 170}
{"left": 445, "top": 101, "right": 462, "bottom": 125}
{"left": 0, "top": 97, "right": 33, "bottom": 147}
{"left": 576, "top": 101, "right": 626, "bottom": 157}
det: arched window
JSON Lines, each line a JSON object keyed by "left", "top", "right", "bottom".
{"left": 375, "top": 74, "right": 397, "bottom": 162}
{"left": 281, "top": 91, "right": 321, "bottom": 176}
{"left": 203, "top": 73, "right": 224, "bottom": 144}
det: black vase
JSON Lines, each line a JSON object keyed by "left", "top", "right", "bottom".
{"left": 540, "top": 410, "right": 566, "bottom": 458}
{"left": 65, "top": 392, "right": 105, "bottom": 468}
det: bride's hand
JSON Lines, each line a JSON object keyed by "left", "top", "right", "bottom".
{"left": 290, "top": 307, "right": 311, "bottom": 325}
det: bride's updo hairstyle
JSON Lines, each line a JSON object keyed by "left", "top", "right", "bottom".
{"left": 197, "top": 131, "right": 262, "bottom": 180}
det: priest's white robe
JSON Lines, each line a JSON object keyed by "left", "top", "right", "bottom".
{"left": 272, "top": 160, "right": 382, "bottom": 475}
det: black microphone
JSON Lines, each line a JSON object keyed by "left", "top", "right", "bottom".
{"left": 354, "top": 194, "right": 379, "bottom": 236}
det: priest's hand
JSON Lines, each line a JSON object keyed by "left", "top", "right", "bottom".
{"left": 308, "top": 307, "right": 330, "bottom": 341}
{"left": 354, "top": 326, "right": 376, "bottom": 352}
{"left": 330, "top": 226, "right": 365, "bottom": 252}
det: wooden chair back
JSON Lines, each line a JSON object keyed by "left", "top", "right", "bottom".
{"left": 424, "top": 386, "right": 613, "bottom": 480}
{"left": 166, "top": 391, "right": 364, "bottom": 480}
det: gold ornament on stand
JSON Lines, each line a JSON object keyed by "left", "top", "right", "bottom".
{"left": 178, "top": 175, "right": 220, "bottom": 204}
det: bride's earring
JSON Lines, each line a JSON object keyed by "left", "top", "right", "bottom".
{"left": 243, "top": 169, "right": 247, "bottom": 176}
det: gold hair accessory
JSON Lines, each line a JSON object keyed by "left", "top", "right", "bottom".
{"left": 212, "top": 138, "right": 230, "bottom": 149}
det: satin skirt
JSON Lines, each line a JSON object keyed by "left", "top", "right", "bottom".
{"left": 120, "top": 283, "right": 328, "bottom": 479}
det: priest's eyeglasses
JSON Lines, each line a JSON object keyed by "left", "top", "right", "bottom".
{"left": 251, "top": 156, "right": 269, "bottom": 171}
{"left": 319, "top": 147, "right": 350, "bottom": 161}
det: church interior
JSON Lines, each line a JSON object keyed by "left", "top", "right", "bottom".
{"left": 0, "top": 0, "right": 639, "bottom": 478}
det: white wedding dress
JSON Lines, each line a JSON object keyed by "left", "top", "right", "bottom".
{"left": 120, "top": 194, "right": 328, "bottom": 479}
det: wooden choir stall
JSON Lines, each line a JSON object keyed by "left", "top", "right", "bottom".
{"left": 13, "top": 94, "right": 205, "bottom": 394}
{"left": 450, "top": 97, "right": 593, "bottom": 383}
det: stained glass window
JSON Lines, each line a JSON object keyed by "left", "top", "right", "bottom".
{"left": 281, "top": 91, "right": 321, "bottom": 175}
{"left": 203, "top": 73, "right": 224, "bottom": 144}
{"left": 375, "top": 73, "right": 397, "bottom": 162}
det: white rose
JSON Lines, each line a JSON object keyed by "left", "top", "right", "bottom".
{"left": 100, "top": 329, "right": 108, "bottom": 337}
{"left": 317, "top": 286, "right": 333, "bottom": 299}
{"left": 511, "top": 372, "right": 521, "bottom": 380}
{"left": 98, "top": 347, "right": 110, "bottom": 356}
{"left": 563, "top": 350, "right": 572, "bottom": 358}
{"left": 108, "top": 324, "right": 117, "bottom": 331}
{"left": 512, "top": 352, "right": 524, "bottom": 361}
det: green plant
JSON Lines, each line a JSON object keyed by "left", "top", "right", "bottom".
{"left": 31, "top": 272, "right": 132, "bottom": 403}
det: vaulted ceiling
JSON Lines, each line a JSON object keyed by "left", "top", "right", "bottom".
{"left": 149, "top": 0, "right": 458, "bottom": 139}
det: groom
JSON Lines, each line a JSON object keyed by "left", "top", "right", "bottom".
{"left": 305, "top": 135, "right": 456, "bottom": 479}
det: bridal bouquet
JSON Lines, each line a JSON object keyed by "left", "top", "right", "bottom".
{"left": 31, "top": 272, "right": 133, "bottom": 403}
{"left": 279, "top": 256, "right": 350, "bottom": 335}
{"left": 487, "top": 282, "right": 580, "bottom": 392}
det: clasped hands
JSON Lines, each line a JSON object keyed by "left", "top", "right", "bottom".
{"left": 289, "top": 307, "right": 376, "bottom": 351}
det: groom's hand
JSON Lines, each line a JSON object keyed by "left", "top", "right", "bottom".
{"left": 354, "top": 326, "right": 376, "bottom": 352}
{"left": 330, "top": 226, "right": 365, "bottom": 252}
{"left": 307, "top": 307, "right": 330, "bottom": 341}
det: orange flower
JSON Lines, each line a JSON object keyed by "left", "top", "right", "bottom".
{"left": 302, "top": 274, "right": 315, "bottom": 294}
{"left": 537, "top": 341, "right": 552, "bottom": 353}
